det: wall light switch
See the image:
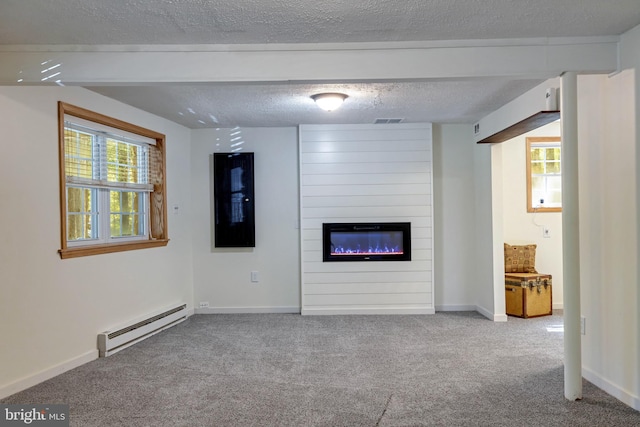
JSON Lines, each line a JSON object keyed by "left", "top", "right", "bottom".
{"left": 251, "top": 271, "right": 259, "bottom": 282}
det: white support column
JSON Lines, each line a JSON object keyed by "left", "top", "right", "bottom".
{"left": 561, "top": 71, "right": 582, "bottom": 401}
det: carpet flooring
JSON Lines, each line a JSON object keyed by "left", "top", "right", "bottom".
{"left": 3, "top": 311, "right": 639, "bottom": 426}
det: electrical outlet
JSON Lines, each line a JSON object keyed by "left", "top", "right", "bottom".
{"left": 199, "top": 301, "right": 209, "bottom": 308}
{"left": 543, "top": 227, "right": 551, "bottom": 238}
{"left": 251, "top": 271, "right": 259, "bottom": 282}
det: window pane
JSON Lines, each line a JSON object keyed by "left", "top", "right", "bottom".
{"left": 111, "top": 213, "right": 142, "bottom": 237}
{"left": 110, "top": 214, "right": 121, "bottom": 237}
{"left": 547, "top": 176, "right": 561, "bottom": 190}
{"left": 531, "top": 176, "right": 544, "bottom": 191}
{"left": 531, "top": 161, "right": 545, "bottom": 174}
{"left": 546, "top": 147, "right": 561, "bottom": 161}
{"left": 110, "top": 190, "right": 121, "bottom": 212}
{"left": 547, "top": 161, "right": 561, "bottom": 174}
{"left": 531, "top": 148, "right": 544, "bottom": 161}
{"left": 532, "top": 190, "right": 546, "bottom": 205}
{"left": 67, "top": 187, "right": 95, "bottom": 240}
{"left": 67, "top": 214, "right": 95, "bottom": 240}
{"left": 549, "top": 190, "right": 562, "bottom": 204}
{"left": 110, "top": 191, "right": 144, "bottom": 237}
{"left": 65, "top": 129, "right": 94, "bottom": 179}
{"left": 68, "top": 187, "right": 81, "bottom": 213}
{"left": 121, "top": 214, "right": 134, "bottom": 236}
{"left": 107, "top": 139, "right": 141, "bottom": 184}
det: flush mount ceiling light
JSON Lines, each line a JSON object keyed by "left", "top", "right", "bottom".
{"left": 311, "top": 92, "right": 348, "bottom": 112}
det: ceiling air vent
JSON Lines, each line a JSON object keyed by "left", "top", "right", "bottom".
{"left": 374, "top": 118, "right": 403, "bottom": 124}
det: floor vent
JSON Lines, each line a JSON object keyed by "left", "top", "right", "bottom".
{"left": 97, "top": 304, "right": 188, "bottom": 357}
{"left": 374, "top": 118, "right": 403, "bottom": 124}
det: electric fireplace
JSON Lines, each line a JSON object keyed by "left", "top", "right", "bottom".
{"left": 322, "top": 222, "right": 411, "bottom": 262}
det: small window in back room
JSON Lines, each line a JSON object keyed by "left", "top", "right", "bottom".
{"left": 526, "top": 136, "right": 561, "bottom": 213}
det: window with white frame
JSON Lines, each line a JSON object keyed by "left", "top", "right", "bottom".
{"left": 526, "top": 136, "right": 562, "bottom": 213}
{"left": 58, "top": 102, "right": 168, "bottom": 258}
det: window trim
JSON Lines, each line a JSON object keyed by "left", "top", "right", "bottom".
{"left": 526, "top": 136, "right": 562, "bottom": 213}
{"left": 58, "top": 102, "right": 169, "bottom": 258}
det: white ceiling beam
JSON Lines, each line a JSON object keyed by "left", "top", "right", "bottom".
{"left": 473, "top": 78, "right": 561, "bottom": 143}
{"left": 0, "top": 38, "right": 619, "bottom": 86}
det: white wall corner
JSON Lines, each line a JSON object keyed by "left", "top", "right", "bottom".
{"left": 582, "top": 366, "right": 640, "bottom": 411}
{"left": 0, "top": 350, "right": 99, "bottom": 400}
{"left": 476, "top": 305, "right": 508, "bottom": 322}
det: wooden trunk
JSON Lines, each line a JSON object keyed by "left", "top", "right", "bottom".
{"left": 505, "top": 273, "right": 552, "bottom": 318}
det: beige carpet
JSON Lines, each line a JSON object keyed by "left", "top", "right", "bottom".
{"left": 3, "top": 311, "right": 639, "bottom": 426}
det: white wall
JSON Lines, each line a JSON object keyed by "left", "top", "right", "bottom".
{"left": 473, "top": 143, "right": 500, "bottom": 319}
{"left": 0, "top": 86, "right": 194, "bottom": 398}
{"left": 501, "top": 122, "right": 564, "bottom": 308}
{"left": 577, "top": 69, "right": 639, "bottom": 408}
{"left": 432, "top": 124, "right": 477, "bottom": 310}
{"left": 623, "top": 22, "right": 640, "bottom": 413}
{"left": 299, "top": 124, "right": 433, "bottom": 314}
{"left": 190, "top": 127, "right": 300, "bottom": 313}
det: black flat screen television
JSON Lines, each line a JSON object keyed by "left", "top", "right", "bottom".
{"left": 213, "top": 152, "right": 255, "bottom": 247}
{"left": 322, "top": 222, "right": 411, "bottom": 262}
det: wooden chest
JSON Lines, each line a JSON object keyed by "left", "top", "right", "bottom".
{"left": 505, "top": 273, "right": 552, "bottom": 318}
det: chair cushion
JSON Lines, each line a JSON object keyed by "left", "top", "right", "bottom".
{"left": 504, "top": 243, "right": 538, "bottom": 273}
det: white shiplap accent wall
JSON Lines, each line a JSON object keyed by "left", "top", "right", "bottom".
{"left": 299, "top": 123, "right": 434, "bottom": 315}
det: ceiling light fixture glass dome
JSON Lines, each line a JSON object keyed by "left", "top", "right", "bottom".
{"left": 311, "top": 92, "right": 348, "bottom": 112}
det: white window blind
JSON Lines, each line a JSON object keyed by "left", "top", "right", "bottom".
{"left": 64, "top": 122, "right": 153, "bottom": 192}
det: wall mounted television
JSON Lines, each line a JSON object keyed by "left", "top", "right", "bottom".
{"left": 322, "top": 222, "right": 411, "bottom": 262}
{"left": 213, "top": 152, "right": 255, "bottom": 247}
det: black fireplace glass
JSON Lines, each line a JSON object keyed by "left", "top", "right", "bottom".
{"left": 323, "top": 222, "right": 411, "bottom": 262}
{"left": 213, "top": 152, "right": 255, "bottom": 247}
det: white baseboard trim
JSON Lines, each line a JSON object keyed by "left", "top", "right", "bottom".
{"left": 301, "top": 307, "right": 435, "bottom": 315}
{"left": 476, "top": 305, "right": 508, "bottom": 322}
{"left": 0, "top": 350, "right": 98, "bottom": 400}
{"left": 493, "top": 313, "right": 508, "bottom": 322}
{"left": 195, "top": 306, "right": 301, "bottom": 314}
{"left": 582, "top": 366, "right": 640, "bottom": 411}
{"left": 435, "top": 304, "right": 477, "bottom": 312}
{"left": 553, "top": 303, "right": 564, "bottom": 309}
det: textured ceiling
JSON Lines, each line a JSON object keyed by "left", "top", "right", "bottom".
{"left": 87, "top": 80, "right": 544, "bottom": 128}
{"left": 1, "top": 0, "right": 639, "bottom": 45}
{"left": 2, "top": 1, "right": 639, "bottom": 128}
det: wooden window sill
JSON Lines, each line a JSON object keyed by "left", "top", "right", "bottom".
{"left": 59, "top": 239, "right": 169, "bottom": 259}
{"left": 527, "top": 207, "right": 562, "bottom": 213}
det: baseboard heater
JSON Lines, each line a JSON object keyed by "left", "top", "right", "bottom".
{"left": 97, "top": 303, "right": 187, "bottom": 357}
